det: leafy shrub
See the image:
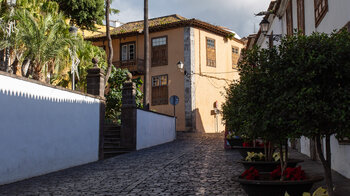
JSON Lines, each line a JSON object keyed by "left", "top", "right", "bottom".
{"left": 105, "top": 67, "right": 143, "bottom": 124}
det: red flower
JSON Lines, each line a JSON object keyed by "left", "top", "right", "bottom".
{"left": 241, "top": 167, "right": 260, "bottom": 180}
{"left": 270, "top": 166, "right": 306, "bottom": 181}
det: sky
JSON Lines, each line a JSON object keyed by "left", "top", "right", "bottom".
{"left": 110, "top": 0, "right": 271, "bottom": 38}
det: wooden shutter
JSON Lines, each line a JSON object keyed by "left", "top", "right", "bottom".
{"left": 151, "top": 36, "right": 168, "bottom": 67}
{"left": 232, "top": 46, "right": 239, "bottom": 67}
{"left": 151, "top": 75, "right": 168, "bottom": 105}
{"left": 159, "top": 86, "right": 168, "bottom": 105}
{"left": 206, "top": 38, "right": 216, "bottom": 67}
{"left": 152, "top": 86, "right": 159, "bottom": 105}
{"left": 286, "top": 0, "right": 293, "bottom": 36}
{"left": 297, "top": 0, "right": 305, "bottom": 34}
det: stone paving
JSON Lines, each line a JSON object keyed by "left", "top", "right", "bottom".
{"left": 0, "top": 133, "right": 247, "bottom": 196}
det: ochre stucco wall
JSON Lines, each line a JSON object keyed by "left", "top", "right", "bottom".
{"left": 193, "top": 28, "right": 243, "bottom": 133}
{"left": 92, "top": 29, "right": 186, "bottom": 131}
{"left": 91, "top": 27, "right": 244, "bottom": 133}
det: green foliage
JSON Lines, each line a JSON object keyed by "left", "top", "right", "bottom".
{"left": 105, "top": 67, "right": 143, "bottom": 124}
{"left": 53, "top": 0, "right": 105, "bottom": 30}
{"left": 245, "top": 152, "right": 265, "bottom": 162}
{"left": 51, "top": 38, "right": 107, "bottom": 90}
{"left": 277, "top": 30, "right": 350, "bottom": 139}
{"left": 222, "top": 45, "right": 294, "bottom": 144}
{"left": 4, "top": 8, "right": 75, "bottom": 80}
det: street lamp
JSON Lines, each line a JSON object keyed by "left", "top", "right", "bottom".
{"left": 177, "top": 61, "right": 184, "bottom": 71}
{"left": 259, "top": 18, "right": 282, "bottom": 42}
{"left": 69, "top": 25, "right": 80, "bottom": 90}
{"left": 259, "top": 18, "right": 269, "bottom": 35}
{"left": 176, "top": 61, "right": 190, "bottom": 77}
{"left": 4, "top": 0, "right": 16, "bottom": 73}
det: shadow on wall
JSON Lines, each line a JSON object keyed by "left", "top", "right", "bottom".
{"left": 195, "top": 108, "right": 206, "bottom": 133}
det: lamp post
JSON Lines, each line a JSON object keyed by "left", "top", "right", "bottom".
{"left": 69, "top": 26, "right": 80, "bottom": 90}
{"left": 4, "top": 0, "right": 16, "bottom": 73}
{"left": 177, "top": 61, "right": 190, "bottom": 77}
{"left": 259, "top": 18, "right": 282, "bottom": 42}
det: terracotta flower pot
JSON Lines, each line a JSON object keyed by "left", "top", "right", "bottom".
{"left": 234, "top": 173, "right": 323, "bottom": 196}
{"left": 237, "top": 159, "right": 304, "bottom": 172}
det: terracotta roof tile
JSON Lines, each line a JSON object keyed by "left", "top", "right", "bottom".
{"left": 85, "top": 14, "right": 244, "bottom": 44}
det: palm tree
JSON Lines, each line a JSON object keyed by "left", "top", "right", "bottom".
{"left": 15, "top": 10, "right": 74, "bottom": 81}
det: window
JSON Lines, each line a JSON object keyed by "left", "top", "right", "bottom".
{"left": 314, "top": 0, "right": 328, "bottom": 27}
{"left": 121, "top": 42, "right": 135, "bottom": 61}
{"left": 151, "top": 75, "right": 168, "bottom": 105}
{"left": 206, "top": 38, "right": 216, "bottom": 67}
{"left": 286, "top": 0, "right": 293, "bottom": 36}
{"left": 232, "top": 46, "right": 240, "bottom": 68}
{"left": 151, "top": 36, "right": 168, "bottom": 67}
{"left": 297, "top": 0, "right": 305, "bottom": 34}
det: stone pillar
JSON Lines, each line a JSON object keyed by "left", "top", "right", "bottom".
{"left": 121, "top": 73, "right": 137, "bottom": 150}
{"left": 87, "top": 58, "right": 105, "bottom": 160}
{"left": 184, "top": 27, "right": 196, "bottom": 132}
{"left": 87, "top": 58, "right": 105, "bottom": 97}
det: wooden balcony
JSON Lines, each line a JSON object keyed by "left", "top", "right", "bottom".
{"left": 113, "top": 59, "right": 145, "bottom": 75}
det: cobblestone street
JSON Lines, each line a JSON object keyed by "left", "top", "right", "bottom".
{"left": 0, "top": 133, "right": 246, "bottom": 196}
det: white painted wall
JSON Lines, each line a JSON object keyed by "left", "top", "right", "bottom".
{"left": 300, "top": 136, "right": 311, "bottom": 157}
{"left": 0, "top": 74, "right": 100, "bottom": 185}
{"left": 136, "top": 109, "right": 176, "bottom": 150}
{"left": 327, "top": 135, "right": 350, "bottom": 178}
{"left": 257, "top": 0, "right": 350, "bottom": 48}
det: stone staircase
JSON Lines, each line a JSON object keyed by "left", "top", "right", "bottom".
{"left": 103, "top": 124, "right": 132, "bottom": 159}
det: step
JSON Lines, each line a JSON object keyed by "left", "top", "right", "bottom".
{"left": 104, "top": 125, "right": 121, "bottom": 130}
{"left": 103, "top": 146, "right": 131, "bottom": 152}
{"left": 104, "top": 143, "right": 121, "bottom": 148}
{"left": 104, "top": 131, "right": 121, "bottom": 137}
{"left": 104, "top": 150, "right": 131, "bottom": 159}
{"left": 104, "top": 138, "right": 120, "bottom": 143}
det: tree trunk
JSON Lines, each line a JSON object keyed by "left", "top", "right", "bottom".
{"left": 104, "top": 0, "right": 114, "bottom": 91}
{"left": 32, "top": 65, "right": 43, "bottom": 81}
{"left": 279, "top": 141, "right": 288, "bottom": 181}
{"left": 316, "top": 135, "right": 334, "bottom": 196}
{"left": 143, "top": 0, "right": 150, "bottom": 110}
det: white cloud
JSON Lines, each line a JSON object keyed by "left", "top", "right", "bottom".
{"left": 111, "top": 0, "right": 271, "bottom": 37}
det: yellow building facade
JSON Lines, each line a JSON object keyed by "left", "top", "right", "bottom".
{"left": 86, "top": 15, "right": 244, "bottom": 133}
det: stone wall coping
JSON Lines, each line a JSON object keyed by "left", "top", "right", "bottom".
{"left": 0, "top": 71, "right": 105, "bottom": 101}
{"left": 137, "top": 108, "right": 175, "bottom": 118}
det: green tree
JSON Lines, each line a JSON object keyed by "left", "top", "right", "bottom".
{"left": 51, "top": 37, "right": 107, "bottom": 90}
{"left": 105, "top": 67, "right": 143, "bottom": 124}
{"left": 277, "top": 30, "right": 350, "bottom": 196}
{"left": 53, "top": 0, "right": 105, "bottom": 30}
{"left": 223, "top": 46, "right": 295, "bottom": 172}
{"left": 14, "top": 9, "right": 74, "bottom": 80}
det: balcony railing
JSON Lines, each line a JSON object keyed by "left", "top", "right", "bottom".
{"left": 113, "top": 59, "right": 145, "bottom": 75}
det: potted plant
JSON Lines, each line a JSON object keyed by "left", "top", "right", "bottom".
{"left": 236, "top": 166, "right": 323, "bottom": 196}
{"left": 223, "top": 37, "right": 326, "bottom": 195}
{"left": 234, "top": 140, "right": 265, "bottom": 157}
{"left": 274, "top": 30, "right": 350, "bottom": 196}
{"left": 237, "top": 152, "right": 303, "bottom": 172}
{"left": 226, "top": 131, "right": 244, "bottom": 147}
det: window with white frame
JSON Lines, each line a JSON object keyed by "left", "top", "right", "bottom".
{"left": 121, "top": 42, "right": 135, "bottom": 61}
